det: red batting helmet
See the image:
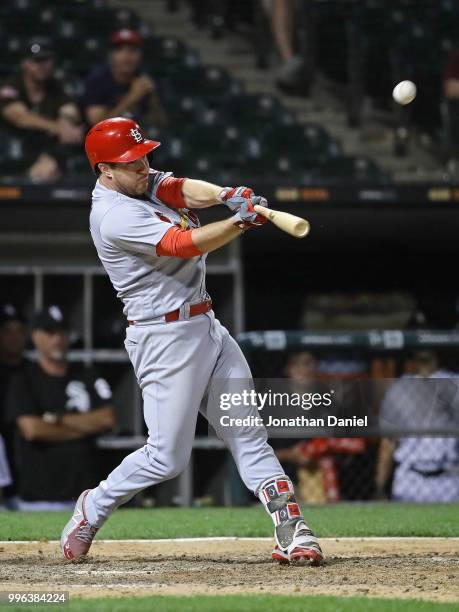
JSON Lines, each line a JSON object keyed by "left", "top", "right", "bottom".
{"left": 85, "top": 117, "right": 161, "bottom": 171}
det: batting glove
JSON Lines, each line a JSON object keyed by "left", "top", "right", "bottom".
{"left": 219, "top": 186, "right": 254, "bottom": 212}
{"left": 231, "top": 195, "right": 268, "bottom": 229}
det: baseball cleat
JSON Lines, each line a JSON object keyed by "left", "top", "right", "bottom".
{"left": 272, "top": 543, "right": 323, "bottom": 566}
{"left": 272, "top": 545, "right": 290, "bottom": 564}
{"left": 272, "top": 521, "right": 324, "bottom": 566}
{"left": 289, "top": 543, "right": 323, "bottom": 566}
{"left": 60, "top": 489, "right": 98, "bottom": 561}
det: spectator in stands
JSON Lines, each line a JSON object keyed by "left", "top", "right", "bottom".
{"left": 263, "top": 0, "right": 303, "bottom": 90}
{"left": 444, "top": 50, "right": 459, "bottom": 160}
{"left": 0, "top": 38, "right": 84, "bottom": 182}
{"left": 0, "top": 304, "right": 28, "bottom": 509}
{"left": 275, "top": 351, "right": 368, "bottom": 502}
{"left": 6, "top": 306, "right": 116, "bottom": 510}
{"left": 376, "top": 350, "right": 459, "bottom": 502}
{"left": 84, "top": 29, "right": 168, "bottom": 128}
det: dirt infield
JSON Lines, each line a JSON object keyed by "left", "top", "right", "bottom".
{"left": 1, "top": 538, "right": 458, "bottom": 603}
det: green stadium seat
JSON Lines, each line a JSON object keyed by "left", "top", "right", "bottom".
{"left": 160, "top": 93, "right": 211, "bottom": 129}
{"left": 261, "top": 123, "right": 342, "bottom": 167}
{"left": 183, "top": 124, "right": 262, "bottom": 166}
{"left": 143, "top": 37, "right": 198, "bottom": 79}
{"left": 245, "top": 154, "right": 308, "bottom": 182}
{"left": 224, "top": 94, "right": 295, "bottom": 136}
{"left": 165, "top": 65, "right": 241, "bottom": 110}
{"left": 314, "top": 155, "right": 389, "bottom": 183}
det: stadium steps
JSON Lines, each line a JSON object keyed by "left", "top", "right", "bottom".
{"left": 109, "top": 0, "right": 442, "bottom": 182}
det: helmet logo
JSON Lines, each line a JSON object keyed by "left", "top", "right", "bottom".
{"left": 130, "top": 128, "right": 143, "bottom": 143}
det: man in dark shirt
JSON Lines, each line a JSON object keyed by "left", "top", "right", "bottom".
{"left": 0, "top": 38, "right": 83, "bottom": 181}
{"left": 84, "top": 29, "right": 167, "bottom": 128}
{"left": 6, "top": 306, "right": 116, "bottom": 509}
{"left": 0, "top": 303, "right": 27, "bottom": 508}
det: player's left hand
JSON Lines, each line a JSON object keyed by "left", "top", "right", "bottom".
{"left": 219, "top": 186, "right": 254, "bottom": 211}
{"left": 231, "top": 195, "right": 268, "bottom": 228}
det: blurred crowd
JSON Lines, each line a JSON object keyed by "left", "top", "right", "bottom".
{"left": 0, "top": 30, "right": 167, "bottom": 182}
{"left": 1, "top": 1, "right": 459, "bottom": 184}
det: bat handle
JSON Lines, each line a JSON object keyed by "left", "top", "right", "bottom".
{"left": 253, "top": 204, "right": 272, "bottom": 219}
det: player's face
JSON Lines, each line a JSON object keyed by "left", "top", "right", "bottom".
{"left": 109, "top": 156, "right": 150, "bottom": 197}
{"left": 32, "top": 329, "right": 69, "bottom": 363}
{"left": 110, "top": 45, "right": 142, "bottom": 76}
{"left": 0, "top": 321, "right": 27, "bottom": 361}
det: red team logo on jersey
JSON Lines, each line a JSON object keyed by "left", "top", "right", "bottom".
{"left": 155, "top": 212, "right": 172, "bottom": 224}
{"left": 154, "top": 209, "right": 200, "bottom": 230}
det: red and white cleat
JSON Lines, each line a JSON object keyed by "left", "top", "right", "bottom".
{"left": 60, "top": 489, "right": 98, "bottom": 561}
{"left": 272, "top": 545, "right": 290, "bottom": 564}
{"left": 289, "top": 544, "right": 324, "bottom": 566}
{"left": 272, "top": 544, "right": 323, "bottom": 566}
{"left": 272, "top": 521, "right": 324, "bottom": 566}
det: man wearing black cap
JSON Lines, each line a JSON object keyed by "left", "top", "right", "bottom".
{"left": 0, "top": 304, "right": 27, "bottom": 508}
{"left": 5, "top": 306, "right": 116, "bottom": 510}
{"left": 0, "top": 37, "right": 83, "bottom": 181}
{"left": 84, "top": 29, "right": 167, "bottom": 127}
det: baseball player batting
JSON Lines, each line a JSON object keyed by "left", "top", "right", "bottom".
{"left": 60, "top": 117, "right": 323, "bottom": 566}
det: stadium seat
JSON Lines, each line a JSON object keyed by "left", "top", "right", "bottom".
{"left": 159, "top": 92, "right": 212, "bottom": 130}
{"left": 167, "top": 66, "right": 242, "bottom": 109}
{"left": 0, "top": 37, "right": 25, "bottom": 77}
{"left": 314, "top": 155, "right": 389, "bottom": 184}
{"left": 143, "top": 37, "right": 199, "bottom": 79}
{"left": 224, "top": 94, "right": 296, "bottom": 136}
{"left": 246, "top": 153, "right": 311, "bottom": 183}
{"left": 260, "top": 123, "right": 342, "bottom": 167}
{"left": 184, "top": 124, "right": 262, "bottom": 167}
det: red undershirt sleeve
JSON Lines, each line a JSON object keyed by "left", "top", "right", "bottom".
{"left": 156, "top": 226, "right": 202, "bottom": 258}
{"left": 156, "top": 176, "right": 187, "bottom": 208}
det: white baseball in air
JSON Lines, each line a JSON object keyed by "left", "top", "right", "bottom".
{"left": 392, "top": 80, "right": 417, "bottom": 105}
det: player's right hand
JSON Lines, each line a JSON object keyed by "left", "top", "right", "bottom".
{"left": 231, "top": 195, "right": 268, "bottom": 229}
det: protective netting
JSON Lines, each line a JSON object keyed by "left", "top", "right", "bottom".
{"left": 237, "top": 333, "right": 459, "bottom": 503}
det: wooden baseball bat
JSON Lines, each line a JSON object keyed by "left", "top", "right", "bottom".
{"left": 253, "top": 204, "right": 310, "bottom": 238}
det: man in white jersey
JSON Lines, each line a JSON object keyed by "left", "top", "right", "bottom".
{"left": 61, "top": 117, "right": 323, "bottom": 566}
{"left": 376, "top": 350, "right": 459, "bottom": 502}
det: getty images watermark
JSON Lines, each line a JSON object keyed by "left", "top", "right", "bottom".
{"left": 218, "top": 388, "right": 367, "bottom": 428}
{"left": 208, "top": 379, "right": 368, "bottom": 437}
{"left": 208, "top": 377, "right": 459, "bottom": 438}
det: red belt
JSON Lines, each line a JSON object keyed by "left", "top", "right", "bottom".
{"left": 128, "top": 299, "right": 212, "bottom": 325}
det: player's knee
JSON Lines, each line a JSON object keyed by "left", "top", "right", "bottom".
{"left": 144, "top": 443, "right": 191, "bottom": 480}
{"left": 163, "top": 449, "right": 191, "bottom": 480}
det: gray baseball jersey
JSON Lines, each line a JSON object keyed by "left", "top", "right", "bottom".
{"left": 90, "top": 171, "right": 207, "bottom": 322}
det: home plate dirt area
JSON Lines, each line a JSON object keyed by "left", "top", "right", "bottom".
{"left": 1, "top": 538, "right": 458, "bottom": 603}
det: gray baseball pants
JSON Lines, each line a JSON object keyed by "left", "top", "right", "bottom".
{"left": 85, "top": 311, "right": 284, "bottom": 527}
